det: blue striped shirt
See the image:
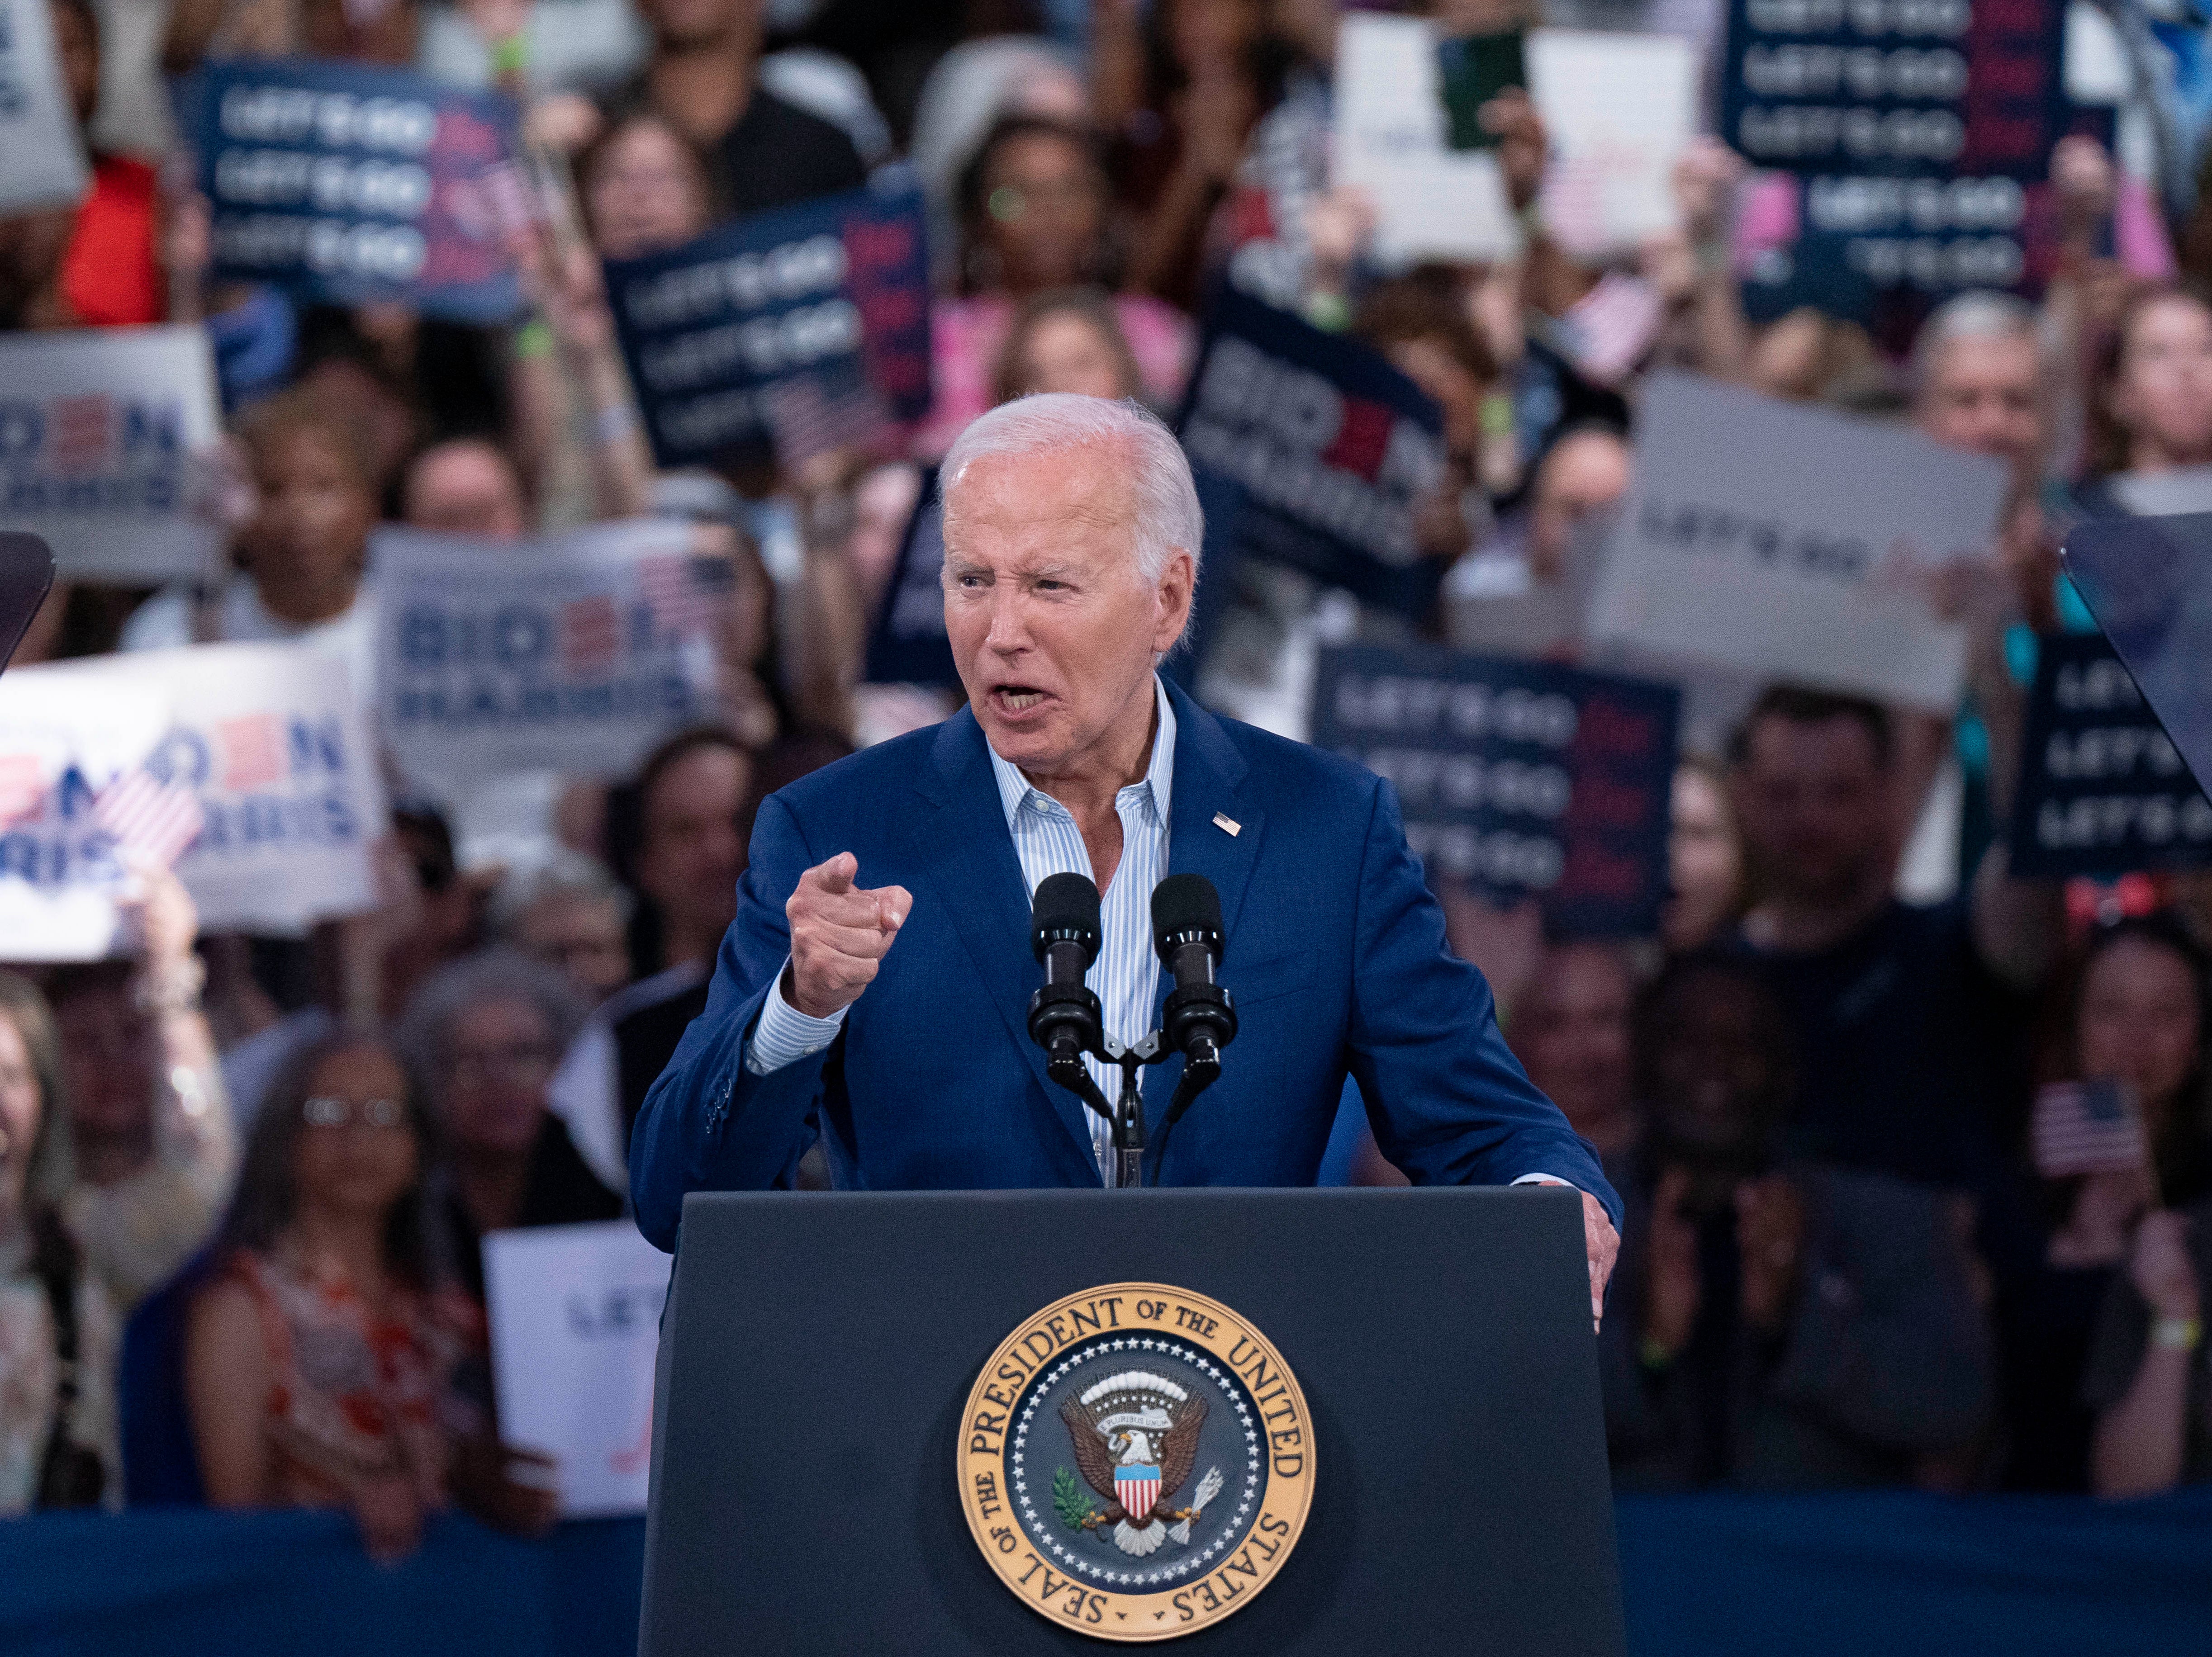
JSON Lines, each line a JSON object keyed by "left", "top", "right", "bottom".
{"left": 748, "top": 678, "right": 1177, "bottom": 1186}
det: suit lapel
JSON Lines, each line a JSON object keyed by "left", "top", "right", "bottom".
{"left": 910, "top": 710, "right": 1103, "bottom": 1173}
{"left": 1145, "top": 683, "right": 1264, "bottom": 1160}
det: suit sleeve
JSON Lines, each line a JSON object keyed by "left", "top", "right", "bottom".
{"left": 1343, "top": 777, "right": 1623, "bottom": 1232}
{"left": 627, "top": 793, "right": 835, "bottom": 1251}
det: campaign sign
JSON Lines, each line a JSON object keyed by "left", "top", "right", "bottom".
{"left": 377, "top": 520, "right": 719, "bottom": 797}
{"left": 484, "top": 1220, "right": 669, "bottom": 1518}
{"left": 1310, "top": 645, "right": 1680, "bottom": 936}
{"left": 1588, "top": 372, "right": 2006, "bottom": 712}
{"left": 605, "top": 169, "right": 932, "bottom": 469}
{"left": 1720, "top": 0, "right": 2065, "bottom": 180}
{"left": 191, "top": 58, "right": 523, "bottom": 322}
{"left": 0, "top": 326, "right": 225, "bottom": 582}
{"left": 1720, "top": 0, "right": 2065, "bottom": 309}
{"left": 861, "top": 466, "right": 957, "bottom": 686}
{"left": 1177, "top": 288, "right": 1448, "bottom": 618}
{"left": 2008, "top": 633, "right": 2212, "bottom": 878}
{"left": 0, "top": 669, "right": 171, "bottom": 961}
{"left": 49, "top": 643, "right": 389, "bottom": 932}
{"left": 2062, "top": 513, "right": 2212, "bottom": 800}
{"left": 0, "top": 0, "right": 90, "bottom": 214}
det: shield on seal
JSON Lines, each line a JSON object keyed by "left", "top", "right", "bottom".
{"left": 1115, "top": 1463, "right": 1161, "bottom": 1522}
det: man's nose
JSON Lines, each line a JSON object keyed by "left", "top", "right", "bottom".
{"left": 983, "top": 587, "right": 1028, "bottom": 653}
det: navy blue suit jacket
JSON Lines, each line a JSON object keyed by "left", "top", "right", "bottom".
{"left": 629, "top": 679, "right": 1619, "bottom": 1250}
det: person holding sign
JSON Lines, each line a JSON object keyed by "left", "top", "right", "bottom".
{"left": 630, "top": 394, "right": 1621, "bottom": 1325}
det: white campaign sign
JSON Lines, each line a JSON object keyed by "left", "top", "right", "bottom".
{"left": 1527, "top": 30, "right": 1695, "bottom": 261}
{"left": 1331, "top": 15, "right": 1522, "bottom": 269}
{"left": 0, "top": 668, "right": 171, "bottom": 961}
{"left": 484, "top": 1221, "right": 669, "bottom": 1518}
{"left": 377, "top": 518, "right": 719, "bottom": 799}
{"left": 47, "top": 642, "right": 389, "bottom": 933}
{"left": 0, "top": 326, "right": 226, "bottom": 582}
{"left": 1588, "top": 373, "right": 2009, "bottom": 712}
{"left": 0, "top": 0, "right": 91, "bottom": 214}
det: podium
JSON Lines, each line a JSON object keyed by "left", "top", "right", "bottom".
{"left": 640, "top": 1186, "right": 1623, "bottom": 1655}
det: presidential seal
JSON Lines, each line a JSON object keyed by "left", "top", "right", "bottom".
{"left": 959, "top": 1283, "right": 1314, "bottom": 1642}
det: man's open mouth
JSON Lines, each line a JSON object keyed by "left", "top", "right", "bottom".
{"left": 997, "top": 686, "right": 1047, "bottom": 711}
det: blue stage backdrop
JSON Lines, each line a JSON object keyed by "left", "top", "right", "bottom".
{"left": 2, "top": 1493, "right": 2206, "bottom": 1656}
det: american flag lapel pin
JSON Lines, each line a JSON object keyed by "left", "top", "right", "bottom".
{"left": 1212, "top": 812, "right": 1240, "bottom": 836}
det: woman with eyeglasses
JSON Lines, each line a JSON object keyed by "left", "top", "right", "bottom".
{"left": 0, "top": 871, "right": 235, "bottom": 1516}
{"left": 394, "top": 951, "right": 622, "bottom": 1311}
{"left": 184, "top": 1029, "right": 569, "bottom": 1560}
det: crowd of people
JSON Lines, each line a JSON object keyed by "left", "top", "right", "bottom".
{"left": 2, "top": 0, "right": 2212, "bottom": 1565}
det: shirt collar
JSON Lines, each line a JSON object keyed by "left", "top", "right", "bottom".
{"left": 988, "top": 676, "right": 1177, "bottom": 832}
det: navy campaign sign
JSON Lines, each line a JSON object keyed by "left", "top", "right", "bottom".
{"left": 1177, "top": 289, "right": 1447, "bottom": 619}
{"left": 2062, "top": 513, "right": 2212, "bottom": 805}
{"left": 2009, "top": 632, "right": 2212, "bottom": 879}
{"left": 605, "top": 170, "right": 931, "bottom": 470}
{"left": 1310, "top": 645, "right": 1680, "bottom": 936}
{"left": 862, "top": 466, "right": 956, "bottom": 687}
{"left": 192, "top": 58, "right": 524, "bottom": 322}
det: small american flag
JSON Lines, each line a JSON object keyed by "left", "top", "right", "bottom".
{"left": 760, "top": 374, "right": 889, "bottom": 473}
{"left": 2032, "top": 1079, "right": 2149, "bottom": 1179}
{"left": 638, "top": 554, "right": 732, "bottom": 639}
{"left": 92, "top": 768, "right": 205, "bottom": 870}
{"left": 218, "top": 713, "right": 283, "bottom": 792}
{"left": 1558, "top": 272, "right": 1665, "bottom": 389}
{"left": 0, "top": 754, "right": 45, "bottom": 827}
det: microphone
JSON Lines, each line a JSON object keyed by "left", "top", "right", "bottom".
{"left": 1151, "top": 874, "right": 1237, "bottom": 1123}
{"left": 1027, "top": 872, "right": 1104, "bottom": 1072}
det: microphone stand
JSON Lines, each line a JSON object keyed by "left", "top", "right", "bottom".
{"left": 1044, "top": 1027, "right": 1228, "bottom": 1190}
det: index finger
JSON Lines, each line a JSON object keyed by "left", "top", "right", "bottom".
{"left": 807, "top": 852, "right": 858, "bottom": 895}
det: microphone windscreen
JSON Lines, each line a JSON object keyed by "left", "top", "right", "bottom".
{"left": 1030, "top": 872, "right": 1102, "bottom": 961}
{"left": 1150, "top": 873, "right": 1224, "bottom": 958}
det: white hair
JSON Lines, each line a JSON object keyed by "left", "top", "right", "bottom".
{"left": 1909, "top": 290, "right": 2040, "bottom": 401}
{"left": 940, "top": 393, "right": 1204, "bottom": 587}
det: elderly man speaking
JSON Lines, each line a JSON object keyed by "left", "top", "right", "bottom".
{"left": 628, "top": 395, "right": 1621, "bottom": 1318}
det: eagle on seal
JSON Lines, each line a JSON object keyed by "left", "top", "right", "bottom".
{"left": 1061, "top": 1373, "right": 1213, "bottom": 1558}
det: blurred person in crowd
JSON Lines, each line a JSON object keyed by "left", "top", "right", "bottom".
{"left": 577, "top": 111, "right": 715, "bottom": 262}
{"left": 120, "top": 387, "right": 383, "bottom": 704}
{"left": 497, "top": 852, "right": 643, "bottom": 1197}
{"left": 2088, "top": 1191, "right": 2212, "bottom": 1496}
{"left": 1662, "top": 757, "right": 1744, "bottom": 956}
{"left": 184, "top": 1033, "right": 554, "bottom": 1562}
{"left": 39, "top": 872, "right": 237, "bottom": 1307}
{"left": 614, "top": 727, "right": 755, "bottom": 985}
{"left": 0, "top": 871, "right": 237, "bottom": 1514}
{"left": 489, "top": 853, "right": 636, "bottom": 1009}
{"left": 1603, "top": 955, "right": 1994, "bottom": 1490}
{"left": 1355, "top": 270, "right": 1499, "bottom": 559}
{"left": 2001, "top": 916, "right": 2210, "bottom": 1492}
{"left": 397, "top": 952, "right": 620, "bottom": 1307}
{"left": 1507, "top": 942, "right": 1640, "bottom": 1168}
{"left": 0, "top": 0, "right": 166, "bottom": 330}
{"left": 993, "top": 288, "right": 1148, "bottom": 403}
{"left": 399, "top": 437, "right": 530, "bottom": 540}
{"left": 2079, "top": 284, "right": 2212, "bottom": 502}
{"left": 604, "top": 0, "right": 867, "bottom": 220}
{"left": 1728, "top": 686, "right": 2057, "bottom": 1188}
{"left": 1092, "top": 0, "right": 1291, "bottom": 306}
{"left": 915, "top": 114, "right": 1192, "bottom": 458}
{"left": 907, "top": 35, "right": 1090, "bottom": 289}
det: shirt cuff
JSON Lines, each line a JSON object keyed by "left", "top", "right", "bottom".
{"left": 745, "top": 961, "right": 849, "bottom": 1075}
{"left": 1512, "top": 1173, "right": 1587, "bottom": 1195}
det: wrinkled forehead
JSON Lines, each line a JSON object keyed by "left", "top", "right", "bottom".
{"left": 942, "top": 441, "right": 1139, "bottom": 564}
